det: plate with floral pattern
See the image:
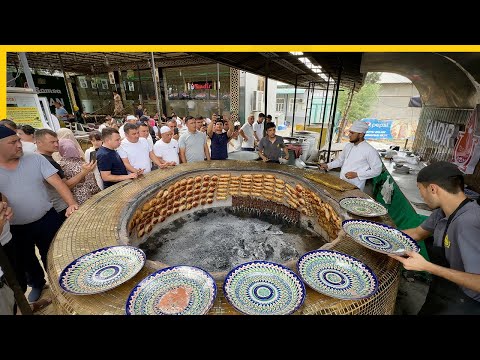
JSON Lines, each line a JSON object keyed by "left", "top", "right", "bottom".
{"left": 126, "top": 266, "right": 216, "bottom": 315}
{"left": 339, "top": 197, "right": 388, "bottom": 217}
{"left": 297, "top": 250, "right": 378, "bottom": 300}
{"left": 223, "top": 261, "right": 306, "bottom": 315}
{"left": 342, "top": 219, "right": 420, "bottom": 255}
{"left": 59, "top": 245, "right": 146, "bottom": 295}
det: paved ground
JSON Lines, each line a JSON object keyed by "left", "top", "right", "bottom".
{"left": 20, "top": 248, "right": 55, "bottom": 315}
{"left": 394, "top": 271, "right": 430, "bottom": 315}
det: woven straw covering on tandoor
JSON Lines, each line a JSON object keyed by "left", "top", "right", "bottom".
{"left": 47, "top": 161, "right": 400, "bottom": 315}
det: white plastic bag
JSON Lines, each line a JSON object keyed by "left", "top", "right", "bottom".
{"left": 381, "top": 175, "right": 394, "bottom": 204}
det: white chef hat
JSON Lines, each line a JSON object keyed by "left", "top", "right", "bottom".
{"left": 160, "top": 126, "right": 172, "bottom": 134}
{"left": 349, "top": 120, "right": 369, "bottom": 133}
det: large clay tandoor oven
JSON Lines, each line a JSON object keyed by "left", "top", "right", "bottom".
{"left": 47, "top": 161, "right": 401, "bottom": 315}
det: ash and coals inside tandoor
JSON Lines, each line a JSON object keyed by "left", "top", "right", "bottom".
{"left": 140, "top": 204, "right": 326, "bottom": 272}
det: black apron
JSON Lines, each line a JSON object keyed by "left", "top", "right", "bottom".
{"left": 419, "top": 199, "right": 480, "bottom": 315}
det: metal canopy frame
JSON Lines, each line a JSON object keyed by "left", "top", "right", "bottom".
{"left": 7, "top": 52, "right": 361, "bottom": 90}
{"left": 6, "top": 52, "right": 214, "bottom": 75}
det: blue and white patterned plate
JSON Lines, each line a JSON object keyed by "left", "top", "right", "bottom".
{"left": 339, "top": 197, "right": 387, "bottom": 217}
{"left": 59, "top": 245, "right": 146, "bottom": 295}
{"left": 223, "top": 261, "right": 306, "bottom": 315}
{"left": 297, "top": 250, "right": 378, "bottom": 300}
{"left": 126, "top": 266, "right": 216, "bottom": 315}
{"left": 342, "top": 219, "right": 420, "bottom": 255}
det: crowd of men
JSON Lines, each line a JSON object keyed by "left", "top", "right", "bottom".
{"left": 0, "top": 110, "right": 284, "bottom": 314}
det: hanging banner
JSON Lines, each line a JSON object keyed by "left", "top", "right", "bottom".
{"left": 361, "top": 119, "right": 393, "bottom": 140}
{"left": 14, "top": 73, "right": 72, "bottom": 114}
{"left": 424, "top": 119, "right": 459, "bottom": 148}
{"left": 108, "top": 72, "right": 116, "bottom": 85}
{"left": 78, "top": 76, "right": 88, "bottom": 88}
{"left": 452, "top": 104, "right": 480, "bottom": 174}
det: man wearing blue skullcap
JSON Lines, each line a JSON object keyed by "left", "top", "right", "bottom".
{"left": 0, "top": 124, "right": 79, "bottom": 304}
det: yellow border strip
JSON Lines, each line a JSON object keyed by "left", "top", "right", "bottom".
{"left": 0, "top": 51, "right": 5, "bottom": 119}
{"left": 2, "top": 45, "right": 480, "bottom": 52}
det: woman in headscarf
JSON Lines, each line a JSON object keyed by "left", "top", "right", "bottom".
{"left": 54, "top": 128, "right": 85, "bottom": 161}
{"left": 57, "top": 139, "right": 101, "bottom": 205}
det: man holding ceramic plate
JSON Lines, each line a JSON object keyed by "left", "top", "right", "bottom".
{"left": 389, "top": 162, "right": 480, "bottom": 315}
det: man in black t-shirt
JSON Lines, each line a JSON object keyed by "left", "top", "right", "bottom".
{"left": 207, "top": 118, "right": 234, "bottom": 160}
{"left": 97, "top": 128, "right": 138, "bottom": 188}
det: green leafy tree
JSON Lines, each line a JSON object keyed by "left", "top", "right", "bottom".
{"left": 335, "top": 72, "right": 381, "bottom": 141}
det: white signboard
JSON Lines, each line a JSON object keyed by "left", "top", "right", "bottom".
{"left": 6, "top": 88, "right": 50, "bottom": 129}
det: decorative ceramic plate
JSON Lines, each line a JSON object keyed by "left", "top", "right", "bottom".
{"left": 126, "top": 266, "right": 216, "bottom": 315}
{"left": 297, "top": 250, "right": 378, "bottom": 300}
{"left": 339, "top": 197, "right": 388, "bottom": 217}
{"left": 59, "top": 246, "right": 146, "bottom": 295}
{"left": 342, "top": 219, "right": 420, "bottom": 255}
{"left": 223, "top": 261, "right": 306, "bottom": 315}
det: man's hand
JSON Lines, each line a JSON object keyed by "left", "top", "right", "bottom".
{"left": 389, "top": 251, "right": 429, "bottom": 272}
{"left": 65, "top": 203, "right": 79, "bottom": 217}
{"left": 0, "top": 202, "right": 13, "bottom": 222}
{"left": 345, "top": 171, "right": 358, "bottom": 179}
{"left": 318, "top": 163, "right": 328, "bottom": 171}
{"left": 0, "top": 201, "right": 14, "bottom": 233}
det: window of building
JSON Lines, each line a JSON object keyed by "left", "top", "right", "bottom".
{"left": 164, "top": 64, "right": 231, "bottom": 118}
{"left": 288, "top": 98, "right": 304, "bottom": 112}
{"left": 276, "top": 98, "right": 285, "bottom": 112}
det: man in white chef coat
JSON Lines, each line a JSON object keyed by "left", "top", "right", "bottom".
{"left": 319, "top": 120, "right": 382, "bottom": 191}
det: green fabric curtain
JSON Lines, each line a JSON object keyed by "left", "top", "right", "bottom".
{"left": 371, "top": 169, "right": 430, "bottom": 260}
